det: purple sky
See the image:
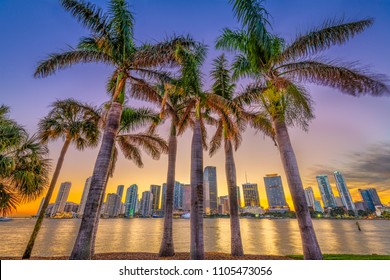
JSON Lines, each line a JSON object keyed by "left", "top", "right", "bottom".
{"left": 1, "top": 0, "right": 390, "bottom": 215}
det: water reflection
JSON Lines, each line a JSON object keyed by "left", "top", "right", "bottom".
{"left": 0, "top": 218, "right": 389, "bottom": 257}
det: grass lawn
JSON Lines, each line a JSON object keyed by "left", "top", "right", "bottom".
{"left": 287, "top": 254, "right": 390, "bottom": 260}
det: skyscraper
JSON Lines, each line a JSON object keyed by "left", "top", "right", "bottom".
{"left": 218, "top": 195, "right": 230, "bottom": 215}
{"left": 173, "top": 181, "right": 183, "bottom": 210}
{"left": 236, "top": 186, "right": 241, "bottom": 208}
{"left": 204, "top": 166, "right": 218, "bottom": 214}
{"left": 264, "top": 174, "right": 288, "bottom": 208}
{"left": 124, "top": 184, "right": 138, "bottom": 217}
{"left": 140, "top": 191, "right": 153, "bottom": 216}
{"left": 78, "top": 176, "right": 92, "bottom": 216}
{"left": 304, "top": 187, "right": 316, "bottom": 208}
{"left": 104, "top": 193, "right": 121, "bottom": 217}
{"left": 242, "top": 183, "right": 260, "bottom": 207}
{"left": 113, "top": 185, "right": 125, "bottom": 216}
{"left": 182, "top": 184, "right": 191, "bottom": 211}
{"left": 116, "top": 185, "right": 124, "bottom": 199}
{"left": 36, "top": 197, "right": 45, "bottom": 216}
{"left": 359, "top": 188, "right": 382, "bottom": 211}
{"left": 150, "top": 185, "right": 161, "bottom": 212}
{"left": 316, "top": 175, "right": 337, "bottom": 209}
{"left": 334, "top": 171, "right": 356, "bottom": 211}
{"left": 51, "top": 181, "right": 71, "bottom": 216}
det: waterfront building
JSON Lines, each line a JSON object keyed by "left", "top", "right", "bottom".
{"left": 242, "top": 183, "right": 260, "bottom": 207}
{"left": 334, "top": 171, "right": 356, "bottom": 211}
{"left": 304, "top": 187, "right": 316, "bottom": 208}
{"left": 78, "top": 176, "right": 92, "bottom": 216}
{"left": 334, "top": 196, "right": 344, "bottom": 207}
{"left": 115, "top": 185, "right": 125, "bottom": 216}
{"left": 182, "top": 184, "right": 191, "bottom": 211}
{"left": 150, "top": 185, "right": 161, "bottom": 212}
{"left": 64, "top": 202, "right": 79, "bottom": 213}
{"left": 104, "top": 193, "right": 121, "bottom": 217}
{"left": 316, "top": 175, "right": 337, "bottom": 208}
{"left": 140, "top": 191, "right": 154, "bottom": 216}
{"left": 241, "top": 206, "right": 265, "bottom": 215}
{"left": 51, "top": 181, "right": 71, "bottom": 216}
{"left": 354, "top": 201, "right": 367, "bottom": 211}
{"left": 264, "top": 174, "right": 288, "bottom": 208}
{"left": 359, "top": 188, "right": 383, "bottom": 212}
{"left": 45, "top": 204, "right": 54, "bottom": 216}
{"left": 124, "top": 184, "right": 138, "bottom": 217}
{"left": 218, "top": 195, "right": 230, "bottom": 215}
{"left": 236, "top": 186, "right": 242, "bottom": 208}
{"left": 204, "top": 166, "right": 218, "bottom": 214}
{"left": 116, "top": 185, "right": 124, "bottom": 198}
{"left": 174, "top": 181, "right": 183, "bottom": 210}
{"left": 314, "top": 200, "right": 324, "bottom": 213}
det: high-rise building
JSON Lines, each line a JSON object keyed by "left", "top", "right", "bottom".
{"left": 334, "top": 196, "right": 344, "bottom": 207}
{"left": 314, "top": 200, "right": 324, "bottom": 213}
{"left": 354, "top": 201, "right": 367, "bottom": 211}
{"left": 174, "top": 181, "right": 183, "bottom": 210}
{"left": 104, "top": 193, "right": 121, "bottom": 217}
{"left": 182, "top": 184, "right": 191, "bottom": 211}
{"left": 124, "top": 184, "right": 138, "bottom": 217}
{"left": 150, "top": 185, "right": 161, "bottom": 212}
{"left": 218, "top": 195, "right": 230, "bottom": 215}
{"left": 334, "top": 171, "right": 356, "bottom": 211}
{"left": 359, "top": 188, "right": 382, "bottom": 212}
{"left": 242, "top": 183, "right": 260, "bottom": 207}
{"left": 304, "top": 187, "right": 316, "bottom": 208}
{"left": 78, "top": 176, "right": 92, "bottom": 216}
{"left": 264, "top": 174, "right": 288, "bottom": 208}
{"left": 204, "top": 166, "right": 218, "bottom": 214}
{"left": 51, "top": 181, "right": 71, "bottom": 216}
{"left": 140, "top": 191, "right": 153, "bottom": 216}
{"left": 115, "top": 185, "right": 125, "bottom": 216}
{"left": 64, "top": 202, "right": 79, "bottom": 213}
{"left": 316, "top": 175, "right": 337, "bottom": 209}
{"left": 236, "top": 186, "right": 241, "bottom": 208}
{"left": 116, "top": 185, "right": 124, "bottom": 198}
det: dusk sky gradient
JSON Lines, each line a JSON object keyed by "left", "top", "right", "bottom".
{"left": 1, "top": 0, "right": 390, "bottom": 216}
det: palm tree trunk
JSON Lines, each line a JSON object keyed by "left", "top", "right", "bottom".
{"left": 22, "top": 137, "right": 71, "bottom": 259}
{"left": 70, "top": 102, "right": 122, "bottom": 260}
{"left": 224, "top": 139, "right": 244, "bottom": 256}
{"left": 190, "top": 118, "right": 204, "bottom": 260}
{"left": 159, "top": 123, "right": 177, "bottom": 257}
{"left": 273, "top": 118, "right": 323, "bottom": 260}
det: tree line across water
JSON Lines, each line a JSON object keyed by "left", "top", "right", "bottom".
{"left": 0, "top": 0, "right": 388, "bottom": 260}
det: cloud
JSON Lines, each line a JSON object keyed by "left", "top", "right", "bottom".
{"left": 308, "top": 142, "right": 390, "bottom": 202}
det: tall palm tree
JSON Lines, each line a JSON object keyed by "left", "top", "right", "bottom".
{"left": 173, "top": 45, "right": 232, "bottom": 260}
{"left": 0, "top": 105, "right": 50, "bottom": 217}
{"left": 22, "top": 98, "right": 100, "bottom": 259}
{"left": 218, "top": 1, "right": 389, "bottom": 259}
{"left": 34, "top": 0, "right": 194, "bottom": 259}
{"left": 90, "top": 104, "right": 168, "bottom": 255}
{"left": 208, "top": 54, "right": 247, "bottom": 256}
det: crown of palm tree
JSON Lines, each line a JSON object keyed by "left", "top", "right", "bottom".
{"left": 38, "top": 98, "right": 100, "bottom": 150}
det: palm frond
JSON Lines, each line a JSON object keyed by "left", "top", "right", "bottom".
{"left": 209, "top": 121, "right": 223, "bottom": 157}
{"left": 211, "top": 54, "right": 235, "bottom": 99}
{"left": 117, "top": 136, "right": 143, "bottom": 167}
{"left": 0, "top": 183, "right": 20, "bottom": 216}
{"left": 119, "top": 107, "right": 160, "bottom": 133}
{"left": 280, "top": 18, "right": 374, "bottom": 62}
{"left": 215, "top": 28, "right": 249, "bottom": 53}
{"left": 281, "top": 60, "right": 389, "bottom": 96}
{"left": 34, "top": 49, "right": 114, "bottom": 78}
{"left": 61, "top": 0, "right": 111, "bottom": 37}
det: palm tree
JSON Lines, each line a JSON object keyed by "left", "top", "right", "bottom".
{"left": 218, "top": 1, "right": 389, "bottom": 259}
{"left": 90, "top": 104, "right": 168, "bottom": 256}
{"left": 173, "top": 44, "right": 232, "bottom": 260}
{"left": 208, "top": 54, "right": 247, "bottom": 256}
{"left": 0, "top": 105, "right": 50, "bottom": 217}
{"left": 22, "top": 98, "right": 100, "bottom": 259}
{"left": 34, "top": 0, "right": 194, "bottom": 259}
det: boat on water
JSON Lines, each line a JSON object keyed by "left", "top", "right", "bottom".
{"left": 0, "top": 217, "right": 12, "bottom": 222}
{"left": 181, "top": 213, "right": 190, "bottom": 219}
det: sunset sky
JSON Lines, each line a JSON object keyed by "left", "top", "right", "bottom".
{"left": 1, "top": 0, "right": 390, "bottom": 216}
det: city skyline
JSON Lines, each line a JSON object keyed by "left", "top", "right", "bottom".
{"left": 2, "top": 0, "right": 390, "bottom": 216}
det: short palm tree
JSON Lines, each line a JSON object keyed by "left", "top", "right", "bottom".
{"left": 34, "top": 0, "right": 194, "bottom": 259}
{"left": 0, "top": 105, "right": 50, "bottom": 217}
{"left": 218, "top": 0, "right": 389, "bottom": 259}
{"left": 22, "top": 98, "right": 100, "bottom": 259}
